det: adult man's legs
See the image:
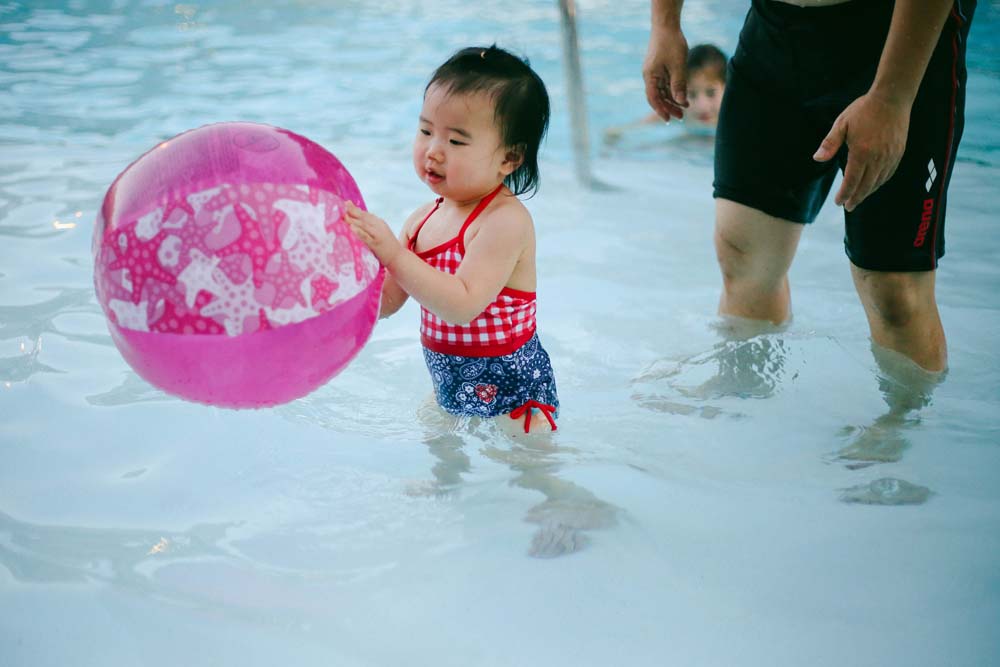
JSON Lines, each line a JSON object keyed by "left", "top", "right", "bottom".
{"left": 851, "top": 266, "right": 946, "bottom": 372}
{"left": 715, "top": 198, "right": 803, "bottom": 325}
{"left": 839, "top": 268, "right": 946, "bottom": 467}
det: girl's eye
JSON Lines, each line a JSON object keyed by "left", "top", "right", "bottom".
{"left": 420, "top": 129, "right": 431, "bottom": 136}
{"left": 449, "top": 139, "right": 467, "bottom": 146}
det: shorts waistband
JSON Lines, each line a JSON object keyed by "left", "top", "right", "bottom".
{"left": 753, "top": 0, "right": 893, "bottom": 29}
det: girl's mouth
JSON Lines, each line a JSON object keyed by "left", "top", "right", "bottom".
{"left": 425, "top": 168, "right": 443, "bottom": 184}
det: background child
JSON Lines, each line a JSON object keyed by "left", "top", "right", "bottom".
{"left": 604, "top": 43, "right": 728, "bottom": 145}
{"left": 345, "top": 45, "right": 559, "bottom": 435}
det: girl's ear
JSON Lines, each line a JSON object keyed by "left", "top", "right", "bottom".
{"left": 501, "top": 144, "right": 525, "bottom": 176}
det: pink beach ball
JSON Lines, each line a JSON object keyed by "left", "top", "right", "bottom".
{"left": 93, "top": 122, "right": 384, "bottom": 408}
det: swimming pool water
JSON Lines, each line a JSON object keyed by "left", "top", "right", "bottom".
{"left": 2, "top": 2, "right": 999, "bottom": 665}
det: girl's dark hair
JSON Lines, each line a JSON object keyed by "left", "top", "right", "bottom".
{"left": 426, "top": 45, "right": 550, "bottom": 197}
{"left": 687, "top": 43, "right": 728, "bottom": 83}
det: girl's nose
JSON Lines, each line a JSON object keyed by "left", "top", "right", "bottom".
{"left": 426, "top": 138, "right": 445, "bottom": 162}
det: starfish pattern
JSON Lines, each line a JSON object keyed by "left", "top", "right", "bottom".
{"left": 160, "top": 193, "right": 195, "bottom": 229}
{"left": 257, "top": 308, "right": 273, "bottom": 332}
{"left": 107, "top": 297, "right": 151, "bottom": 331}
{"left": 177, "top": 248, "right": 223, "bottom": 308}
{"left": 142, "top": 280, "right": 183, "bottom": 328}
{"left": 106, "top": 226, "right": 176, "bottom": 304}
{"left": 310, "top": 275, "right": 339, "bottom": 311}
{"left": 276, "top": 197, "right": 329, "bottom": 248}
{"left": 151, "top": 294, "right": 223, "bottom": 335}
{"left": 213, "top": 207, "right": 282, "bottom": 289}
{"left": 200, "top": 268, "right": 259, "bottom": 336}
{"left": 264, "top": 250, "right": 310, "bottom": 309}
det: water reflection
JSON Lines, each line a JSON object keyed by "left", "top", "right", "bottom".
{"left": 0, "top": 510, "right": 335, "bottom": 622}
{"left": 0, "top": 288, "right": 107, "bottom": 385}
{"left": 836, "top": 343, "right": 945, "bottom": 468}
{"left": 0, "top": 287, "right": 98, "bottom": 342}
{"left": 631, "top": 318, "right": 790, "bottom": 415}
{"left": 839, "top": 477, "right": 933, "bottom": 505}
{"left": 0, "top": 509, "right": 231, "bottom": 588}
{"left": 411, "top": 399, "right": 619, "bottom": 559}
{"left": 631, "top": 322, "right": 938, "bottom": 506}
{"left": 0, "top": 336, "right": 63, "bottom": 385}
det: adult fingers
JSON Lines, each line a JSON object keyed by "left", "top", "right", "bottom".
{"left": 644, "top": 81, "right": 676, "bottom": 120}
{"left": 813, "top": 118, "right": 846, "bottom": 163}
{"left": 844, "top": 162, "right": 880, "bottom": 212}
{"left": 836, "top": 159, "right": 867, "bottom": 210}
{"left": 670, "top": 72, "right": 688, "bottom": 109}
{"left": 643, "top": 70, "right": 684, "bottom": 121}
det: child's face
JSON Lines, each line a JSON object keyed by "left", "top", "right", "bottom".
{"left": 413, "top": 84, "right": 517, "bottom": 202}
{"left": 686, "top": 69, "right": 725, "bottom": 127}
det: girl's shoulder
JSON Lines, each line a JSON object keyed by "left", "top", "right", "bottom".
{"left": 401, "top": 199, "right": 442, "bottom": 238}
{"left": 483, "top": 190, "right": 533, "bottom": 228}
{"left": 466, "top": 191, "right": 534, "bottom": 250}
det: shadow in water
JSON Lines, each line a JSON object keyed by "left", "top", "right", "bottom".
{"left": 409, "top": 398, "right": 619, "bottom": 559}
{"left": 85, "top": 371, "right": 174, "bottom": 406}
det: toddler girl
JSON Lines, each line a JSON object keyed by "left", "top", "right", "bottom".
{"left": 345, "top": 45, "right": 559, "bottom": 434}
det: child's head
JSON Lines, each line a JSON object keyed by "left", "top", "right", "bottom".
{"left": 418, "top": 45, "right": 550, "bottom": 198}
{"left": 686, "top": 44, "right": 727, "bottom": 128}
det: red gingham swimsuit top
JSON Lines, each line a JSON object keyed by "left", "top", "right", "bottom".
{"left": 407, "top": 184, "right": 537, "bottom": 358}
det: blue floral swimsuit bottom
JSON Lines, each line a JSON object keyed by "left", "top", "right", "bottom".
{"left": 422, "top": 333, "right": 559, "bottom": 432}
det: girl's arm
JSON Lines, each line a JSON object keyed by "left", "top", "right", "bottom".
{"left": 378, "top": 251, "right": 409, "bottom": 319}
{"left": 375, "top": 207, "right": 427, "bottom": 319}
{"left": 345, "top": 199, "right": 530, "bottom": 325}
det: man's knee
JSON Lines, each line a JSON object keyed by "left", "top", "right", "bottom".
{"left": 714, "top": 226, "right": 750, "bottom": 282}
{"left": 714, "top": 224, "right": 785, "bottom": 294}
{"left": 856, "top": 271, "right": 935, "bottom": 330}
{"left": 714, "top": 199, "right": 801, "bottom": 291}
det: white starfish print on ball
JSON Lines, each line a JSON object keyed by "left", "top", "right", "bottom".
{"left": 177, "top": 248, "right": 223, "bottom": 307}
{"left": 108, "top": 298, "right": 151, "bottom": 332}
{"left": 276, "top": 198, "right": 329, "bottom": 249}
{"left": 200, "top": 268, "right": 260, "bottom": 336}
{"left": 158, "top": 235, "right": 183, "bottom": 268}
{"left": 264, "top": 302, "right": 316, "bottom": 327}
{"left": 285, "top": 219, "right": 340, "bottom": 283}
{"left": 135, "top": 208, "right": 164, "bottom": 240}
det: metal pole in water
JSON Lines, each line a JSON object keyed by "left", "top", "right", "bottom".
{"left": 558, "top": 0, "right": 595, "bottom": 188}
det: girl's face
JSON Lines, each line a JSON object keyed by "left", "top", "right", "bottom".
{"left": 413, "top": 84, "right": 519, "bottom": 203}
{"left": 687, "top": 69, "right": 725, "bottom": 127}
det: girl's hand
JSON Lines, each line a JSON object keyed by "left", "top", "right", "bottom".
{"left": 344, "top": 201, "right": 402, "bottom": 268}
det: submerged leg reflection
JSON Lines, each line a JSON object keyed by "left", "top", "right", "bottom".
{"left": 837, "top": 343, "right": 945, "bottom": 467}
{"left": 414, "top": 397, "right": 618, "bottom": 558}
{"left": 631, "top": 316, "right": 790, "bottom": 413}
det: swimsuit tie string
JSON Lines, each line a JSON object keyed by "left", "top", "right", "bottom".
{"left": 509, "top": 400, "right": 557, "bottom": 434}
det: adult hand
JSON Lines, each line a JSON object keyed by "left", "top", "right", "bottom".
{"left": 642, "top": 26, "right": 689, "bottom": 122}
{"left": 813, "top": 92, "right": 911, "bottom": 212}
{"left": 344, "top": 201, "right": 402, "bottom": 268}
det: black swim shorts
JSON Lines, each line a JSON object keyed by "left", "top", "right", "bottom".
{"left": 713, "top": 0, "right": 975, "bottom": 271}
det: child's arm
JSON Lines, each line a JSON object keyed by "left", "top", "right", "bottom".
{"left": 375, "top": 207, "right": 427, "bottom": 319}
{"left": 378, "top": 251, "right": 409, "bottom": 319}
{"left": 345, "top": 200, "right": 529, "bottom": 325}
